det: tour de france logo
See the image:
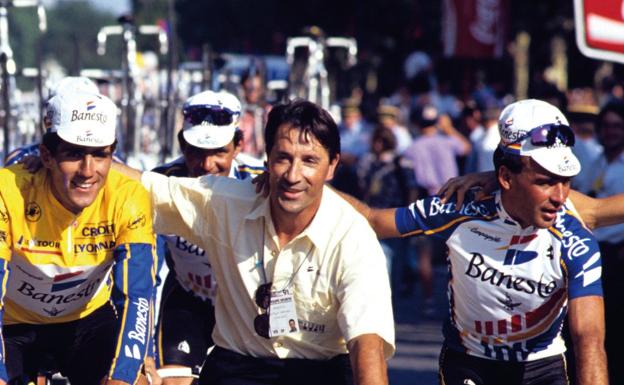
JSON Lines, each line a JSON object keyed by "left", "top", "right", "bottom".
{"left": 25, "top": 202, "right": 42, "bottom": 222}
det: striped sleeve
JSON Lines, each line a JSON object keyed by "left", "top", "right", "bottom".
{"left": 107, "top": 243, "right": 156, "bottom": 383}
{"left": 554, "top": 213, "right": 603, "bottom": 299}
{"left": 395, "top": 196, "right": 488, "bottom": 240}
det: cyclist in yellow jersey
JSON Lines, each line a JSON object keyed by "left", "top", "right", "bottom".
{"left": 0, "top": 91, "right": 156, "bottom": 385}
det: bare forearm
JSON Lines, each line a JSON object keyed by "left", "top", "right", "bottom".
{"left": 567, "top": 189, "right": 624, "bottom": 229}
{"left": 335, "top": 189, "right": 373, "bottom": 221}
{"left": 569, "top": 296, "right": 609, "bottom": 385}
{"left": 348, "top": 334, "right": 388, "bottom": 385}
{"left": 333, "top": 189, "right": 401, "bottom": 239}
{"left": 574, "top": 339, "right": 609, "bottom": 385}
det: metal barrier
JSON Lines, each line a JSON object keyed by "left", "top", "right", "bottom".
{"left": 96, "top": 15, "right": 168, "bottom": 162}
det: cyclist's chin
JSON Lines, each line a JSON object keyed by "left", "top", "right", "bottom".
{"left": 66, "top": 189, "right": 100, "bottom": 213}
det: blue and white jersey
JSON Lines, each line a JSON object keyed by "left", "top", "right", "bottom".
{"left": 395, "top": 191, "right": 603, "bottom": 362}
{"left": 152, "top": 154, "right": 264, "bottom": 301}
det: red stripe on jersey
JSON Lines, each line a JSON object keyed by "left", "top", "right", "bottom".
{"left": 498, "top": 320, "right": 507, "bottom": 334}
{"left": 511, "top": 315, "right": 522, "bottom": 332}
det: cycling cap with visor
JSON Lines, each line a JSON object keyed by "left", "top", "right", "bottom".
{"left": 44, "top": 91, "right": 117, "bottom": 147}
{"left": 498, "top": 99, "right": 580, "bottom": 177}
{"left": 49, "top": 76, "right": 100, "bottom": 99}
{"left": 182, "top": 90, "right": 241, "bottom": 149}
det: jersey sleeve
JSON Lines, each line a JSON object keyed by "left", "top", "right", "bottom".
{"left": 107, "top": 182, "right": 157, "bottom": 383}
{"left": 395, "top": 195, "right": 486, "bottom": 240}
{"left": 558, "top": 215, "right": 603, "bottom": 299}
{"left": 0, "top": 186, "right": 12, "bottom": 382}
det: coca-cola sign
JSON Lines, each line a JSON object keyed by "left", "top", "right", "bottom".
{"left": 442, "top": 0, "right": 509, "bottom": 58}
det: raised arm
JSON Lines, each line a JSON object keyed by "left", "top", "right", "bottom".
{"left": 568, "top": 190, "right": 624, "bottom": 230}
{"left": 567, "top": 295, "right": 609, "bottom": 385}
{"left": 334, "top": 191, "right": 402, "bottom": 239}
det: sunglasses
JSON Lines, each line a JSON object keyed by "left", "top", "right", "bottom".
{"left": 253, "top": 282, "right": 272, "bottom": 339}
{"left": 183, "top": 105, "right": 240, "bottom": 126}
{"left": 511, "top": 123, "right": 575, "bottom": 147}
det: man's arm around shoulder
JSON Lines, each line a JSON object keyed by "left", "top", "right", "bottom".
{"left": 348, "top": 334, "right": 388, "bottom": 385}
{"left": 568, "top": 295, "right": 609, "bottom": 385}
{"left": 334, "top": 189, "right": 401, "bottom": 239}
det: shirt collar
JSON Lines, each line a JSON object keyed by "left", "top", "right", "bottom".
{"left": 244, "top": 186, "right": 333, "bottom": 250}
{"left": 229, "top": 158, "right": 240, "bottom": 178}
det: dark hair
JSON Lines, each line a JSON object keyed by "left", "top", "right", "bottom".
{"left": 371, "top": 127, "right": 396, "bottom": 152}
{"left": 42, "top": 132, "right": 117, "bottom": 155}
{"left": 177, "top": 129, "right": 243, "bottom": 151}
{"left": 42, "top": 132, "right": 63, "bottom": 154}
{"left": 597, "top": 99, "right": 624, "bottom": 130}
{"left": 264, "top": 99, "right": 340, "bottom": 161}
{"left": 493, "top": 146, "right": 523, "bottom": 175}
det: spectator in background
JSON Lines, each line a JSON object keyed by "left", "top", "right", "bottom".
{"left": 404, "top": 105, "right": 471, "bottom": 196}
{"left": 339, "top": 99, "right": 372, "bottom": 162}
{"left": 567, "top": 102, "right": 602, "bottom": 194}
{"left": 239, "top": 70, "right": 270, "bottom": 158}
{"left": 457, "top": 103, "right": 483, "bottom": 142}
{"left": 430, "top": 79, "right": 462, "bottom": 121}
{"left": 403, "top": 106, "right": 470, "bottom": 311}
{"left": 331, "top": 100, "right": 372, "bottom": 199}
{"left": 357, "top": 127, "right": 419, "bottom": 296}
{"left": 465, "top": 104, "right": 501, "bottom": 173}
{"left": 585, "top": 99, "right": 624, "bottom": 384}
{"left": 377, "top": 104, "right": 412, "bottom": 154}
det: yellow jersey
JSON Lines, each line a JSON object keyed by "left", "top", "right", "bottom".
{"left": 0, "top": 164, "right": 156, "bottom": 383}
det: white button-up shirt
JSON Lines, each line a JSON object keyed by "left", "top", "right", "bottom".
{"left": 141, "top": 171, "right": 395, "bottom": 359}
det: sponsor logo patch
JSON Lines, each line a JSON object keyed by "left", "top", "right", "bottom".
{"left": 127, "top": 214, "right": 146, "bottom": 230}
{"left": 25, "top": 202, "right": 42, "bottom": 222}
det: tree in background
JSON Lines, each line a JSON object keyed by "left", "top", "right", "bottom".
{"left": 8, "top": 1, "right": 120, "bottom": 75}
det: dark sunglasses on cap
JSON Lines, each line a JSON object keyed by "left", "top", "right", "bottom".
{"left": 511, "top": 123, "right": 576, "bottom": 147}
{"left": 253, "top": 282, "right": 272, "bottom": 339}
{"left": 183, "top": 105, "right": 240, "bottom": 127}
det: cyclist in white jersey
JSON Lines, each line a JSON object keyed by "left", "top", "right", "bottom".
{"left": 343, "top": 99, "right": 608, "bottom": 385}
{"left": 153, "top": 90, "right": 263, "bottom": 385}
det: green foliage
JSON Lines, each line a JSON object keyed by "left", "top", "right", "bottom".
{"left": 44, "top": 1, "right": 121, "bottom": 73}
{"left": 7, "top": 1, "right": 123, "bottom": 74}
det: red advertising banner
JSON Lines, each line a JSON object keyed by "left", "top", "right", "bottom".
{"left": 442, "top": 0, "right": 509, "bottom": 59}
{"left": 575, "top": 0, "right": 624, "bottom": 63}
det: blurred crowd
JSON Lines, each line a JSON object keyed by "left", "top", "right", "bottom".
{"left": 231, "top": 49, "right": 624, "bottom": 328}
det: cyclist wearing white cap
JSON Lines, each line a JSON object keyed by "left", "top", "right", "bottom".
{"left": 3, "top": 76, "right": 104, "bottom": 166}
{"left": 0, "top": 91, "right": 156, "bottom": 385}
{"left": 153, "top": 90, "right": 263, "bottom": 384}
{"left": 342, "top": 99, "right": 608, "bottom": 385}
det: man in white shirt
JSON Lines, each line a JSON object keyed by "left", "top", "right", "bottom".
{"left": 115, "top": 99, "right": 395, "bottom": 385}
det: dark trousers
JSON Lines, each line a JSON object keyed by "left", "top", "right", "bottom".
{"left": 598, "top": 241, "right": 624, "bottom": 385}
{"left": 439, "top": 346, "right": 569, "bottom": 385}
{"left": 199, "top": 346, "right": 353, "bottom": 385}
{"left": 3, "top": 304, "right": 117, "bottom": 385}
